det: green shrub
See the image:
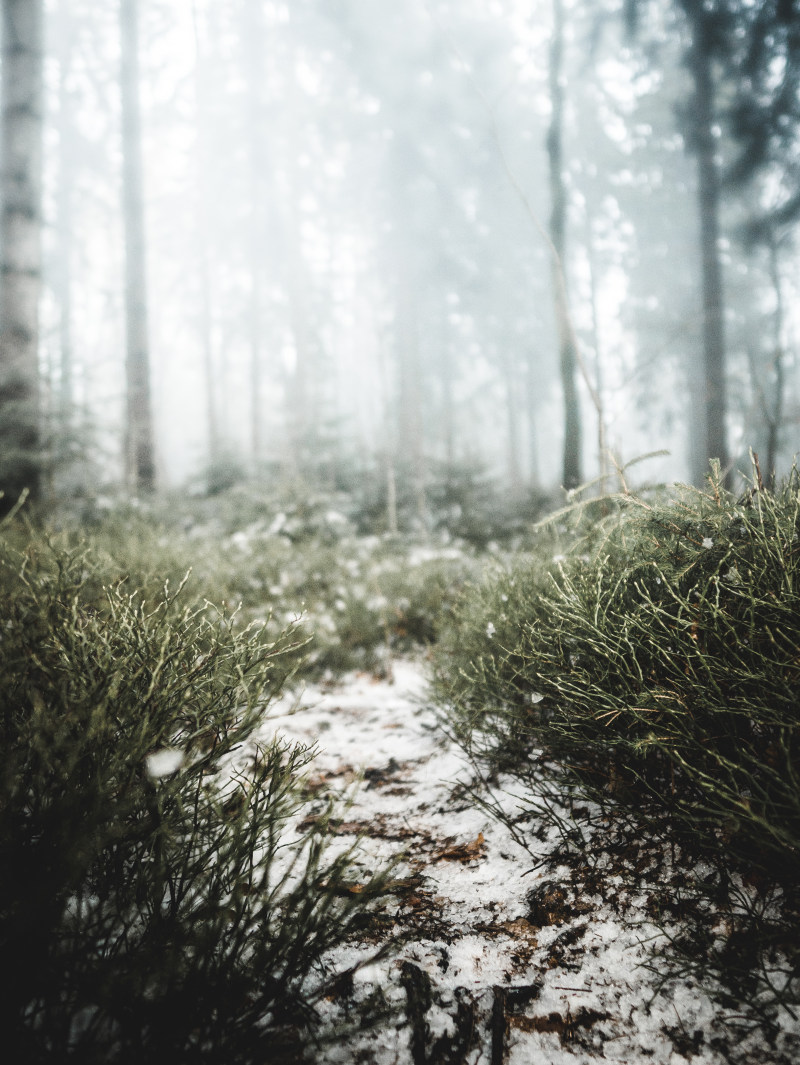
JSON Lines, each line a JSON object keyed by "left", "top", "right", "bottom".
{"left": 432, "top": 465, "right": 800, "bottom": 881}
{"left": 41, "top": 493, "right": 480, "bottom": 681}
{"left": 0, "top": 529, "right": 393, "bottom": 1063}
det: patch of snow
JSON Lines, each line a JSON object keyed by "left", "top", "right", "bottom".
{"left": 145, "top": 747, "right": 184, "bottom": 778}
{"left": 237, "top": 659, "right": 800, "bottom": 1064}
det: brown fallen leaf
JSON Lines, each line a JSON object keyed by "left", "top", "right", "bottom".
{"left": 509, "top": 1007, "right": 609, "bottom": 1045}
{"left": 436, "top": 831, "right": 486, "bottom": 862}
{"left": 498, "top": 917, "right": 539, "bottom": 942}
{"left": 318, "top": 880, "right": 367, "bottom": 896}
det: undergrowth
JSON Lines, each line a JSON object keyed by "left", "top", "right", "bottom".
{"left": 432, "top": 461, "right": 800, "bottom": 1019}
{"left": 0, "top": 522, "right": 395, "bottom": 1063}
{"left": 36, "top": 486, "right": 478, "bottom": 679}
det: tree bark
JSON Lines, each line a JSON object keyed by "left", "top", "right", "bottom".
{"left": 191, "top": 0, "right": 220, "bottom": 473}
{"left": 764, "top": 236, "right": 785, "bottom": 480}
{"left": 547, "top": 0, "right": 582, "bottom": 489}
{"left": 54, "top": 0, "right": 77, "bottom": 457}
{"left": 0, "top": 0, "right": 44, "bottom": 512}
{"left": 120, "top": 0, "right": 156, "bottom": 492}
{"left": 685, "top": 7, "right": 727, "bottom": 480}
{"left": 395, "top": 266, "right": 427, "bottom": 525}
{"left": 525, "top": 346, "right": 540, "bottom": 488}
{"left": 503, "top": 348, "right": 522, "bottom": 490}
{"left": 240, "top": 0, "right": 267, "bottom": 467}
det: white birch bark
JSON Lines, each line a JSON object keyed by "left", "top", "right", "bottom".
{"left": 0, "top": 0, "right": 44, "bottom": 507}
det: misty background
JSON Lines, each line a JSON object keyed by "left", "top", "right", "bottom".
{"left": 4, "top": 0, "right": 800, "bottom": 513}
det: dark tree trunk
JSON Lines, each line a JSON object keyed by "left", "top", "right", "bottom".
{"left": 120, "top": 0, "right": 156, "bottom": 492}
{"left": 191, "top": 0, "right": 220, "bottom": 472}
{"left": 685, "top": 7, "right": 727, "bottom": 480}
{"left": 547, "top": 0, "right": 582, "bottom": 489}
{"left": 240, "top": 0, "right": 267, "bottom": 467}
{"left": 53, "top": 0, "right": 80, "bottom": 466}
{"left": 395, "top": 269, "right": 427, "bottom": 525}
{"left": 584, "top": 207, "right": 610, "bottom": 491}
{"left": 285, "top": 163, "right": 315, "bottom": 467}
{"left": 389, "top": 135, "right": 427, "bottom": 524}
{"left": 0, "top": 0, "right": 44, "bottom": 512}
{"left": 764, "top": 236, "right": 785, "bottom": 480}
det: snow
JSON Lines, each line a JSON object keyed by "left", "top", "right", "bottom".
{"left": 246, "top": 659, "right": 800, "bottom": 1064}
{"left": 144, "top": 747, "right": 185, "bottom": 778}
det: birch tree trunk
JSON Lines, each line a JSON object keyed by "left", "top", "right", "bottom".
{"left": 0, "top": 0, "right": 44, "bottom": 512}
{"left": 120, "top": 0, "right": 155, "bottom": 492}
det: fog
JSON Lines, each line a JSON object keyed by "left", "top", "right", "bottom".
{"left": 26, "top": 0, "right": 800, "bottom": 501}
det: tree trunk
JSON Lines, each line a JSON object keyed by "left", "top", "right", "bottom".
{"left": 685, "top": 8, "right": 727, "bottom": 481}
{"left": 437, "top": 331, "right": 455, "bottom": 471}
{"left": 191, "top": 0, "right": 220, "bottom": 473}
{"left": 285, "top": 170, "right": 315, "bottom": 468}
{"left": 395, "top": 269, "right": 427, "bottom": 526}
{"left": 54, "top": 0, "right": 76, "bottom": 460}
{"left": 764, "top": 236, "right": 785, "bottom": 481}
{"left": 0, "top": 0, "right": 44, "bottom": 512}
{"left": 584, "top": 207, "right": 610, "bottom": 491}
{"left": 240, "top": 0, "right": 267, "bottom": 468}
{"left": 526, "top": 344, "right": 540, "bottom": 487}
{"left": 120, "top": 0, "right": 155, "bottom": 492}
{"left": 503, "top": 348, "right": 522, "bottom": 490}
{"left": 547, "top": 0, "right": 582, "bottom": 489}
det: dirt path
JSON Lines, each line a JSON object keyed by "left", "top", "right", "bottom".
{"left": 255, "top": 660, "right": 799, "bottom": 1065}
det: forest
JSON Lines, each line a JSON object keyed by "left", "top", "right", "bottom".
{"left": 1, "top": 1, "right": 800, "bottom": 1063}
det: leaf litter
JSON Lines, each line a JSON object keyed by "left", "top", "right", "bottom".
{"left": 246, "top": 658, "right": 800, "bottom": 1064}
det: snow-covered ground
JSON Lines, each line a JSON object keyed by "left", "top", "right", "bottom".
{"left": 250, "top": 659, "right": 800, "bottom": 1065}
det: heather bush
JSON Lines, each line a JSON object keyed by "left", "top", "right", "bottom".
{"left": 39, "top": 487, "right": 478, "bottom": 679}
{"left": 0, "top": 526, "right": 393, "bottom": 1063}
{"left": 433, "top": 464, "right": 800, "bottom": 881}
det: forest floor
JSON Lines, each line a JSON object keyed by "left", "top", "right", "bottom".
{"left": 245, "top": 657, "right": 800, "bottom": 1065}
{"left": 239, "top": 656, "right": 800, "bottom": 1065}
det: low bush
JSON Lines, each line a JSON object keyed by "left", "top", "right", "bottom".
{"left": 39, "top": 490, "right": 479, "bottom": 680}
{"left": 432, "top": 464, "right": 800, "bottom": 882}
{"left": 0, "top": 526, "right": 394, "bottom": 1063}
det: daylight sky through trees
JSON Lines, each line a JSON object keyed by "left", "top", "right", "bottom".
{"left": 2, "top": 0, "right": 799, "bottom": 506}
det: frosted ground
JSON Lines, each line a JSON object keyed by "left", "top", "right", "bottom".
{"left": 244, "top": 658, "right": 800, "bottom": 1065}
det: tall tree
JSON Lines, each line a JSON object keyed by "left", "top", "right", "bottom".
{"left": 547, "top": 0, "right": 582, "bottom": 489}
{"left": 682, "top": 1, "right": 728, "bottom": 476}
{"left": 622, "top": 0, "right": 800, "bottom": 480}
{"left": 621, "top": 0, "right": 729, "bottom": 478}
{"left": 52, "top": 0, "right": 78, "bottom": 458}
{"left": 190, "top": 0, "right": 220, "bottom": 475}
{"left": 0, "top": 0, "right": 44, "bottom": 512}
{"left": 120, "top": 0, "right": 155, "bottom": 492}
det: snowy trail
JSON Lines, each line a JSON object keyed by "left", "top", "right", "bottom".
{"left": 253, "top": 660, "right": 799, "bottom": 1065}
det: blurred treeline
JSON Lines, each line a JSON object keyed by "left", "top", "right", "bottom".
{"left": 1, "top": 0, "right": 799, "bottom": 513}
